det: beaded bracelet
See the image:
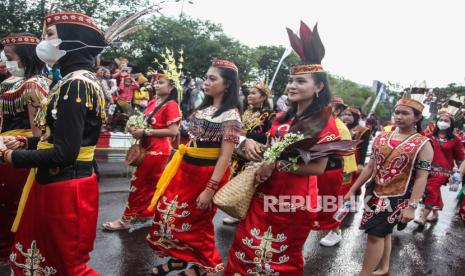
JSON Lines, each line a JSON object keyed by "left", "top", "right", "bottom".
{"left": 206, "top": 179, "right": 220, "bottom": 190}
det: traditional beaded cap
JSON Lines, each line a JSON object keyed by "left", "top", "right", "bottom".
{"left": 396, "top": 98, "right": 425, "bottom": 112}
{"left": 44, "top": 12, "right": 102, "bottom": 34}
{"left": 1, "top": 36, "right": 40, "bottom": 46}
{"left": 211, "top": 59, "right": 238, "bottom": 73}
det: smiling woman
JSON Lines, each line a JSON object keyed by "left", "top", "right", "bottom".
{"left": 224, "top": 21, "right": 341, "bottom": 276}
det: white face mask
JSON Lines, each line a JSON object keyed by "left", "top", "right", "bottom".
{"left": 437, "top": 121, "right": 451, "bottom": 130}
{"left": 0, "top": 51, "right": 7, "bottom": 63}
{"left": 35, "top": 39, "right": 66, "bottom": 65}
{"left": 36, "top": 39, "right": 106, "bottom": 65}
{"left": 5, "top": 60, "right": 25, "bottom": 77}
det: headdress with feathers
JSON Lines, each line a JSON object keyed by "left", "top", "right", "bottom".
{"left": 438, "top": 94, "right": 464, "bottom": 120}
{"left": 104, "top": 4, "right": 163, "bottom": 44}
{"left": 286, "top": 21, "right": 325, "bottom": 75}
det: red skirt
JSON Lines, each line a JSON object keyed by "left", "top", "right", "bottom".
{"left": 313, "top": 168, "right": 343, "bottom": 230}
{"left": 146, "top": 160, "right": 229, "bottom": 274}
{"left": 9, "top": 174, "right": 100, "bottom": 276}
{"left": 224, "top": 171, "right": 316, "bottom": 276}
{"left": 0, "top": 163, "right": 29, "bottom": 260}
{"left": 423, "top": 175, "right": 448, "bottom": 210}
{"left": 123, "top": 153, "right": 170, "bottom": 221}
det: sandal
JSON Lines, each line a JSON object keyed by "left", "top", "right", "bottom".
{"left": 177, "top": 265, "right": 206, "bottom": 276}
{"left": 223, "top": 217, "right": 240, "bottom": 225}
{"left": 102, "top": 219, "right": 130, "bottom": 231}
{"left": 152, "top": 259, "right": 188, "bottom": 275}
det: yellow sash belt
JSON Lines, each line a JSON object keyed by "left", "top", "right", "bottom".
{"left": 147, "top": 144, "right": 220, "bottom": 211}
{"left": 11, "top": 141, "right": 96, "bottom": 232}
{"left": 0, "top": 129, "right": 33, "bottom": 137}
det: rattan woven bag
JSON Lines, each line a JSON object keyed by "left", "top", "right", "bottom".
{"left": 213, "top": 165, "right": 259, "bottom": 220}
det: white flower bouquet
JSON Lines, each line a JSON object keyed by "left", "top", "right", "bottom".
{"left": 125, "top": 109, "right": 147, "bottom": 132}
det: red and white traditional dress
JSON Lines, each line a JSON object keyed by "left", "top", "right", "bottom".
{"left": 122, "top": 99, "right": 181, "bottom": 222}
{"left": 424, "top": 134, "right": 464, "bottom": 210}
{"left": 224, "top": 114, "right": 339, "bottom": 276}
{"left": 0, "top": 75, "right": 48, "bottom": 259}
{"left": 9, "top": 70, "right": 105, "bottom": 275}
{"left": 147, "top": 106, "right": 241, "bottom": 274}
{"left": 360, "top": 132, "right": 429, "bottom": 237}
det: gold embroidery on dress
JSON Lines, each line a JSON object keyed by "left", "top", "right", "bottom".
{"left": 148, "top": 195, "right": 193, "bottom": 251}
{"left": 242, "top": 110, "right": 270, "bottom": 133}
{"left": 10, "top": 240, "right": 57, "bottom": 275}
{"left": 317, "top": 133, "right": 338, "bottom": 144}
{"left": 235, "top": 226, "right": 289, "bottom": 275}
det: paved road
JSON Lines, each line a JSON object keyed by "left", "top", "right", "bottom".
{"left": 1, "top": 158, "right": 464, "bottom": 275}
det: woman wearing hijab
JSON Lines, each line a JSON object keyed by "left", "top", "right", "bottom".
{"left": 0, "top": 11, "right": 107, "bottom": 275}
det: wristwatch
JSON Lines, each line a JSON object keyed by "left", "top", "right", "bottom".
{"left": 144, "top": 128, "right": 150, "bottom": 137}
{"left": 408, "top": 203, "right": 418, "bottom": 209}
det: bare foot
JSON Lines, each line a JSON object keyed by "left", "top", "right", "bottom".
{"left": 102, "top": 219, "right": 130, "bottom": 231}
{"left": 373, "top": 268, "right": 389, "bottom": 276}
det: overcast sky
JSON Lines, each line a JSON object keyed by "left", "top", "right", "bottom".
{"left": 157, "top": 0, "right": 465, "bottom": 88}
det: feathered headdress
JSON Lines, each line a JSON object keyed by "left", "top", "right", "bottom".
{"left": 286, "top": 21, "right": 325, "bottom": 75}
{"left": 438, "top": 94, "right": 464, "bottom": 120}
{"left": 400, "top": 81, "right": 427, "bottom": 112}
{"left": 104, "top": 5, "right": 163, "bottom": 44}
{"left": 154, "top": 48, "right": 184, "bottom": 103}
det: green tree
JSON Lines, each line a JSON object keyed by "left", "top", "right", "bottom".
{"left": 252, "top": 45, "right": 299, "bottom": 96}
{"left": 0, "top": 0, "right": 149, "bottom": 37}
{"left": 103, "top": 16, "right": 257, "bottom": 80}
{"left": 329, "top": 75, "right": 374, "bottom": 110}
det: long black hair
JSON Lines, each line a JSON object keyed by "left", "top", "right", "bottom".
{"left": 146, "top": 79, "right": 178, "bottom": 124}
{"left": 346, "top": 110, "right": 361, "bottom": 129}
{"left": 433, "top": 116, "right": 455, "bottom": 140}
{"left": 278, "top": 71, "right": 331, "bottom": 124}
{"left": 196, "top": 66, "right": 242, "bottom": 117}
{"left": 6, "top": 33, "right": 44, "bottom": 79}
{"left": 413, "top": 109, "right": 423, "bottom": 133}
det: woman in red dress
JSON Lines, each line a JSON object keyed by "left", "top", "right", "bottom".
{"left": 345, "top": 98, "right": 433, "bottom": 276}
{"left": 415, "top": 112, "right": 464, "bottom": 225}
{"left": 146, "top": 59, "right": 242, "bottom": 275}
{"left": 0, "top": 34, "right": 49, "bottom": 260}
{"left": 102, "top": 72, "right": 181, "bottom": 230}
{"left": 224, "top": 21, "right": 341, "bottom": 276}
{"left": 0, "top": 11, "right": 107, "bottom": 275}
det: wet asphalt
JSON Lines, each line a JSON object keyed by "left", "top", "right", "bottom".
{"left": 1, "top": 154, "right": 464, "bottom": 275}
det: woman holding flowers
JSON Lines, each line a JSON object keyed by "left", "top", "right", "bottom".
{"left": 103, "top": 70, "right": 181, "bottom": 230}
{"left": 224, "top": 21, "right": 342, "bottom": 276}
